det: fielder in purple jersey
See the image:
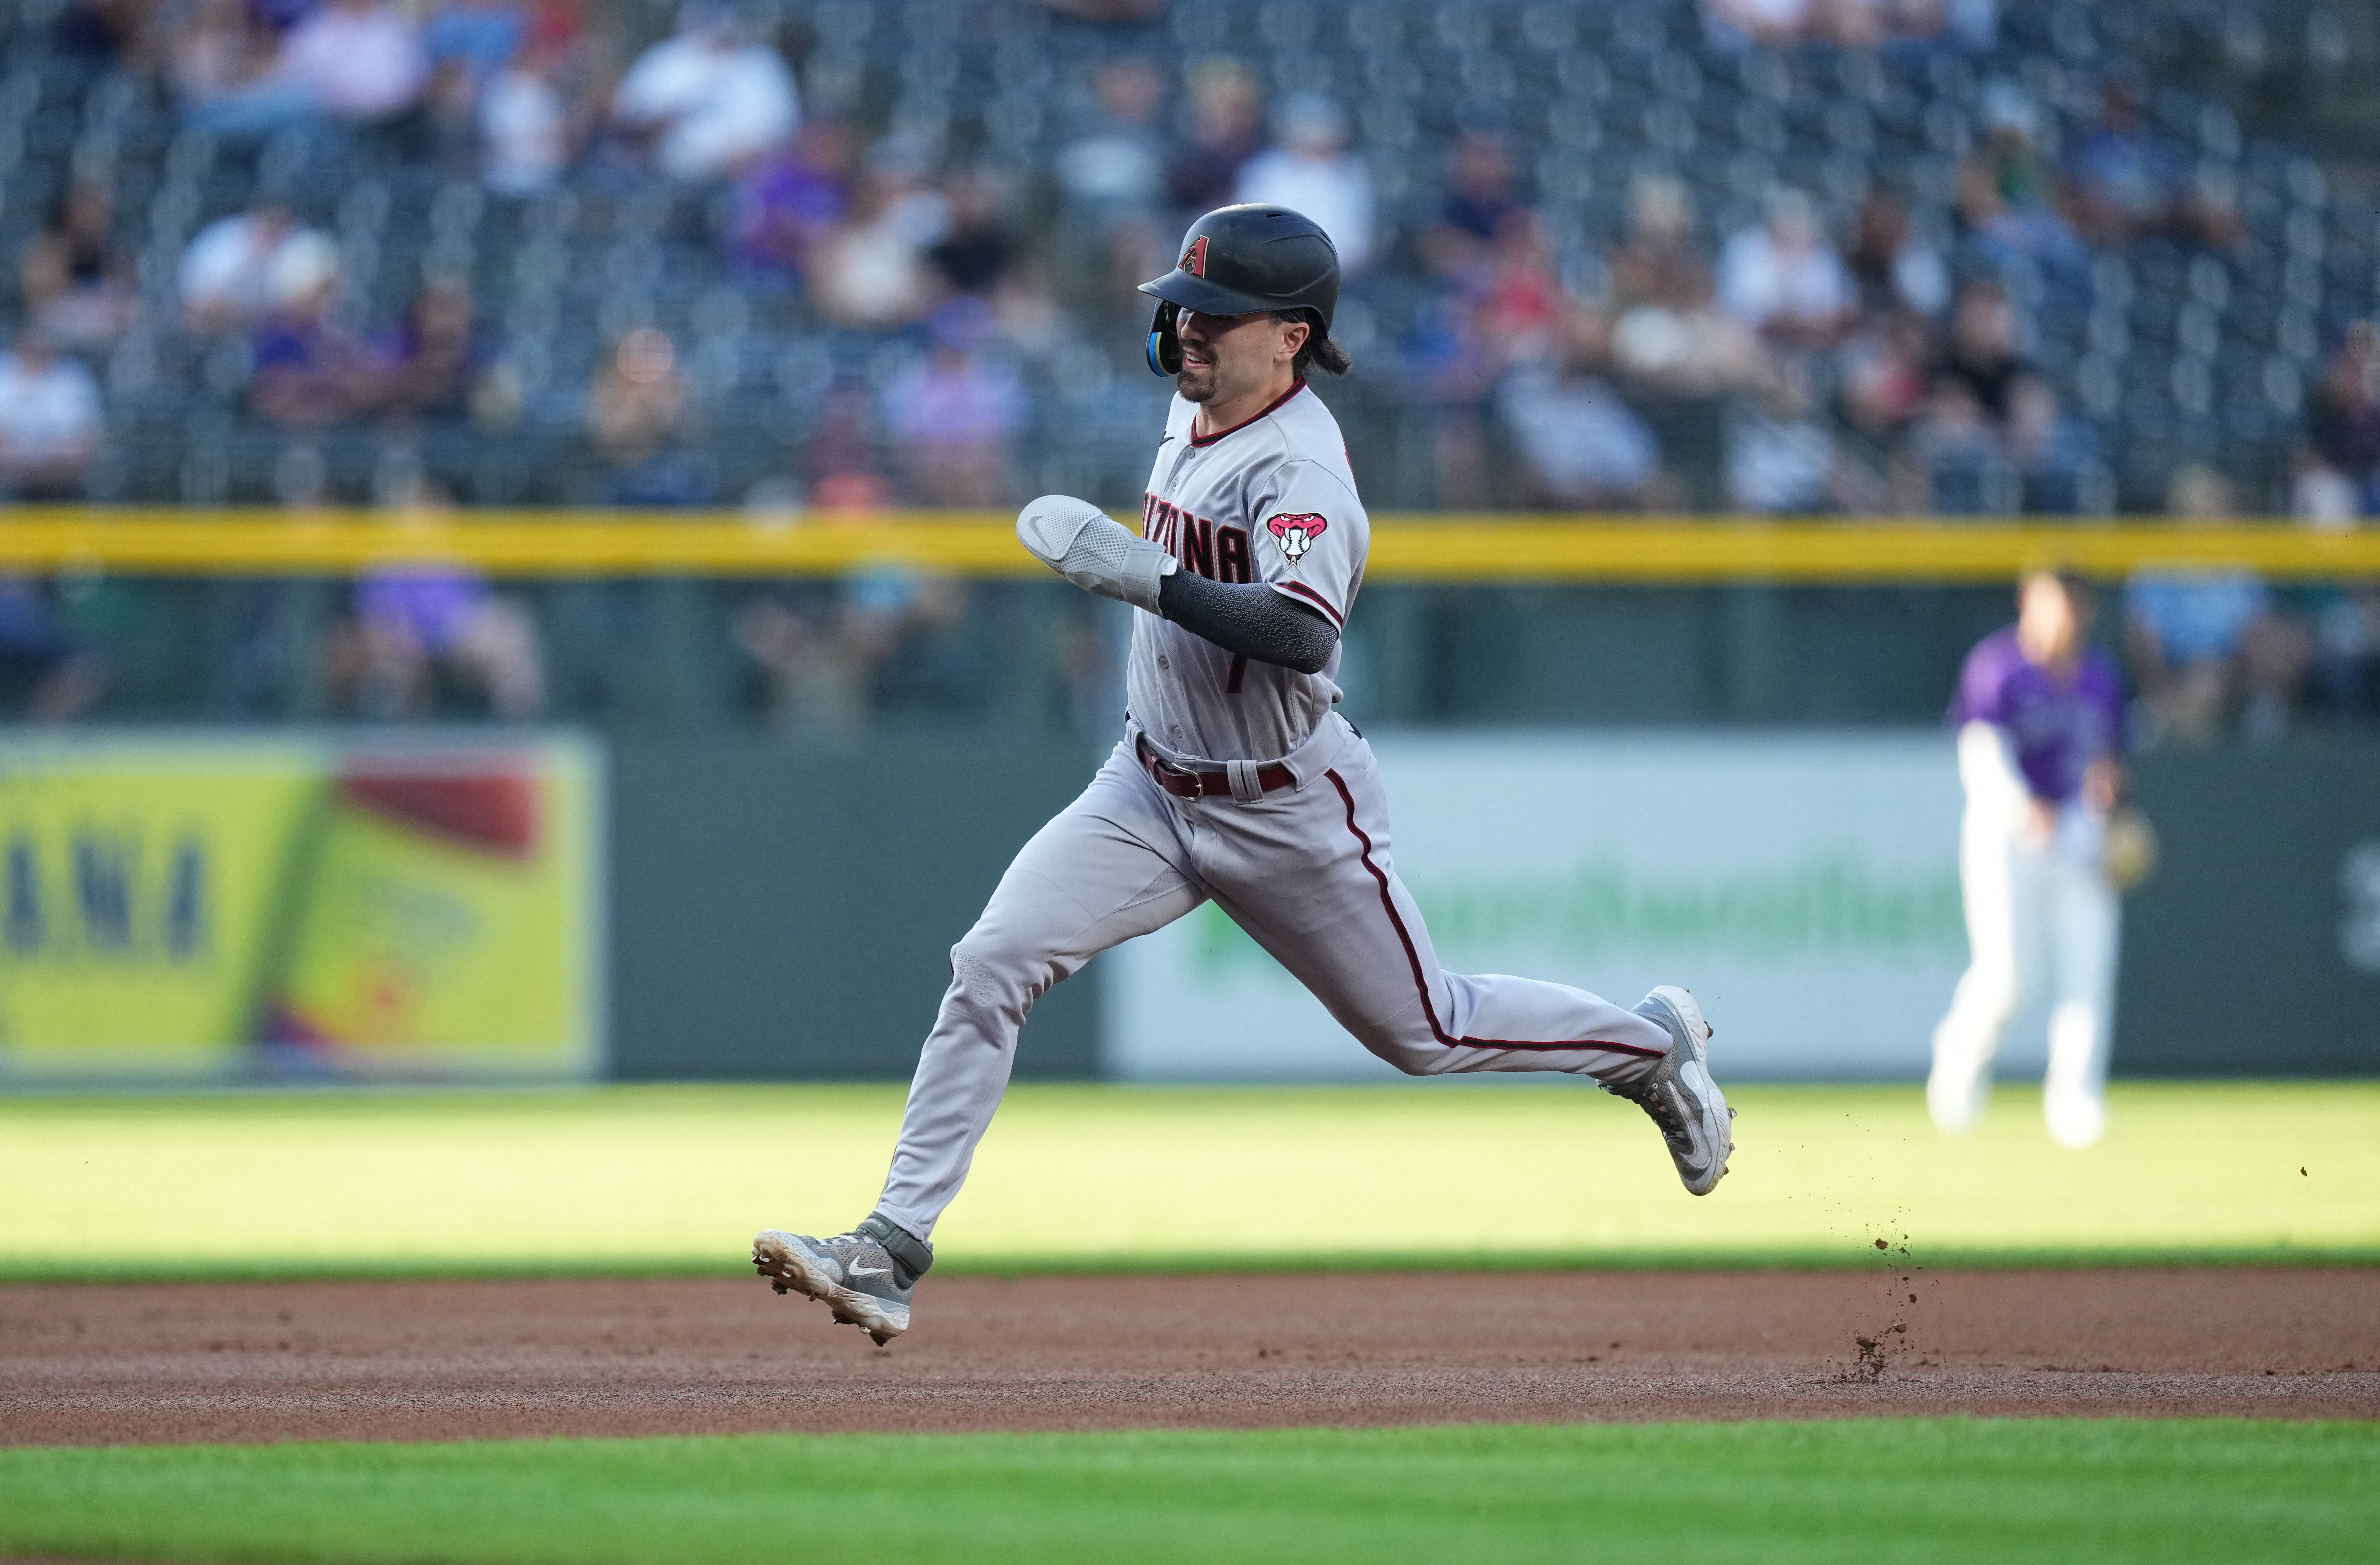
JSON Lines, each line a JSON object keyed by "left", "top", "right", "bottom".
{"left": 1931, "top": 570, "right": 2128, "bottom": 1148}
{"left": 1948, "top": 626, "right": 2125, "bottom": 807}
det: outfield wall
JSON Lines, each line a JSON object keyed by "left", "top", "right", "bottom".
{"left": 0, "top": 729, "right": 2372, "bottom": 1082}
{"left": 607, "top": 730, "right": 2379, "bottom": 1083}
{"left": 606, "top": 733, "right": 1100, "bottom": 1083}
{"left": 2121, "top": 742, "right": 2380, "bottom": 1076}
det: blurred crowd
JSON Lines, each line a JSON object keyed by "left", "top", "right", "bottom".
{"left": 13, "top": 0, "right": 2373, "bottom": 514}
{"left": 1405, "top": 49, "right": 2282, "bottom": 520}
{"left": 0, "top": 0, "right": 2375, "bottom": 738}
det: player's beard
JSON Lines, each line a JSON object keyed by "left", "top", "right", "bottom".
{"left": 1173, "top": 355, "right": 1219, "bottom": 402}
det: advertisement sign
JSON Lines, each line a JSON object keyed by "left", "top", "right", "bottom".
{"left": 1101, "top": 731, "right": 1975, "bottom": 1081}
{"left": 0, "top": 733, "right": 601, "bottom": 1082}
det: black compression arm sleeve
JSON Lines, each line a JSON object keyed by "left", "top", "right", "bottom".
{"left": 1156, "top": 572, "right": 1339, "bottom": 675}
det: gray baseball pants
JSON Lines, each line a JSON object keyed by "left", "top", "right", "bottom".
{"left": 874, "top": 715, "right": 1675, "bottom": 1240}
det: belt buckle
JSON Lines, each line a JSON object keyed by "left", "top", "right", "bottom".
{"left": 1142, "top": 739, "right": 1205, "bottom": 798}
{"left": 1159, "top": 756, "right": 1206, "bottom": 798}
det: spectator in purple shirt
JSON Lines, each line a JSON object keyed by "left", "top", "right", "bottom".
{"left": 249, "top": 250, "right": 381, "bottom": 431}
{"left": 326, "top": 480, "right": 545, "bottom": 719}
{"left": 881, "top": 297, "right": 1025, "bottom": 506}
{"left": 1931, "top": 569, "right": 2128, "bottom": 1150}
{"left": 729, "top": 120, "right": 854, "bottom": 283}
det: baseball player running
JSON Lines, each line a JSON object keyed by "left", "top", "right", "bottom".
{"left": 755, "top": 206, "right": 1734, "bottom": 1344}
{"left": 1930, "top": 569, "right": 2127, "bottom": 1149}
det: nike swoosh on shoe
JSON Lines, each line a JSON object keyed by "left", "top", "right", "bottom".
{"left": 1667, "top": 1081, "right": 1710, "bottom": 1169}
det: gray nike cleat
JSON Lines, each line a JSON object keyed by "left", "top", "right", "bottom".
{"left": 1606, "top": 985, "right": 1735, "bottom": 1195}
{"left": 752, "top": 1212, "right": 933, "bottom": 1345}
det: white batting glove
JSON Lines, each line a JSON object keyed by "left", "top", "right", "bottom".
{"left": 1015, "top": 494, "right": 1177, "bottom": 615}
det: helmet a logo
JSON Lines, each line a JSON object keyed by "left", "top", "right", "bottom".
{"left": 1179, "top": 236, "right": 1210, "bottom": 278}
{"left": 1266, "top": 512, "right": 1327, "bottom": 565}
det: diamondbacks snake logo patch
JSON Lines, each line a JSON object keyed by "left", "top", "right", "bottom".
{"left": 1266, "top": 513, "right": 1326, "bottom": 565}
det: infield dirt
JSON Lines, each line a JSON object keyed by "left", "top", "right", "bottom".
{"left": 3, "top": 1269, "right": 2374, "bottom": 1445}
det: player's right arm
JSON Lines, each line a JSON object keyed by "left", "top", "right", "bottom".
{"left": 1013, "top": 494, "right": 1338, "bottom": 674}
{"left": 1955, "top": 720, "right": 2054, "bottom": 842}
{"left": 1948, "top": 642, "right": 2051, "bottom": 839}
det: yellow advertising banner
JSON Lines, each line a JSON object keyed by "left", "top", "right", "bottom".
{"left": 0, "top": 734, "right": 600, "bottom": 1082}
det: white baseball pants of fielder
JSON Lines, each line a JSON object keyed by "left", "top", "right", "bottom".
{"left": 1929, "top": 731, "right": 2121, "bottom": 1149}
{"left": 874, "top": 715, "right": 1675, "bottom": 1240}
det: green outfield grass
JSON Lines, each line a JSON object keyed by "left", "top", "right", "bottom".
{"left": 1, "top": 1420, "right": 2372, "bottom": 1565}
{"left": 1, "top": 1082, "right": 2372, "bottom": 1279}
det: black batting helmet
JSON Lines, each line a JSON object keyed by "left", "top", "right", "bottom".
{"left": 1140, "top": 204, "right": 1341, "bottom": 376}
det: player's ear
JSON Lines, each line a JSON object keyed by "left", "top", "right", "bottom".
{"left": 1278, "top": 315, "right": 1310, "bottom": 366}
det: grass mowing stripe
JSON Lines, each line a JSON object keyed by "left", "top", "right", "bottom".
{"left": 3, "top": 1084, "right": 2373, "bottom": 1278}
{"left": 1, "top": 1421, "right": 2372, "bottom": 1565}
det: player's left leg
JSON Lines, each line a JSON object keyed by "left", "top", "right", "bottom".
{"left": 872, "top": 763, "right": 1203, "bottom": 1239}
{"left": 2042, "top": 856, "right": 2120, "bottom": 1149}
{"left": 1197, "top": 737, "right": 1730, "bottom": 1193}
{"left": 1929, "top": 815, "right": 2039, "bottom": 1135}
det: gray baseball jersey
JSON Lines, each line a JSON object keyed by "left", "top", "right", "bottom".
{"left": 868, "top": 377, "right": 1678, "bottom": 1244}
{"left": 1130, "top": 381, "right": 1365, "bottom": 762}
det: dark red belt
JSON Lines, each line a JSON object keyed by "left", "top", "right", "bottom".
{"left": 1135, "top": 733, "right": 1293, "bottom": 801}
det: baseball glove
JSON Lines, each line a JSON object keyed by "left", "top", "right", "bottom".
{"left": 2100, "top": 805, "right": 2159, "bottom": 892}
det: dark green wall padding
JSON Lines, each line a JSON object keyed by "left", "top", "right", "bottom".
{"left": 608, "top": 734, "right": 1104, "bottom": 1081}
{"left": 2117, "top": 741, "right": 2380, "bottom": 1076}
